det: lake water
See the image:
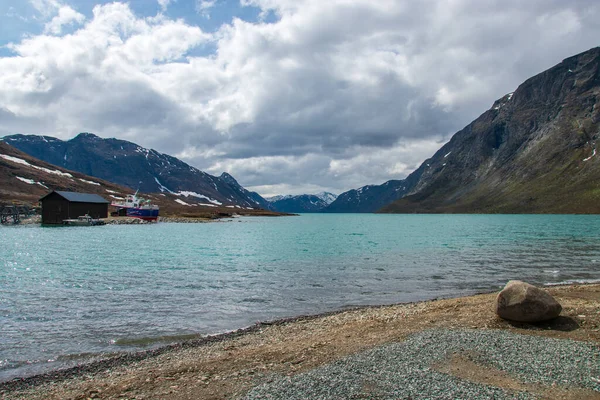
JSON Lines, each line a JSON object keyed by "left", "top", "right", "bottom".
{"left": 1, "top": 214, "right": 600, "bottom": 381}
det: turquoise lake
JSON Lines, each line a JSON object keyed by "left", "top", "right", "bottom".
{"left": 2, "top": 214, "right": 600, "bottom": 381}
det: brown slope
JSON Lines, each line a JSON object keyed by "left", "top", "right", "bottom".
{"left": 0, "top": 141, "right": 282, "bottom": 217}
{"left": 0, "top": 140, "right": 129, "bottom": 205}
{"left": 380, "top": 46, "right": 600, "bottom": 214}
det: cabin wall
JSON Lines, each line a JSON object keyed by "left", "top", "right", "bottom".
{"left": 41, "top": 193, "right": 108, "bottom": 224}
{"left": 41, "top": 195, "right": 69, "bottom": 224}
{"left": 68, "top": 203, "right": 108, "bottom": 220}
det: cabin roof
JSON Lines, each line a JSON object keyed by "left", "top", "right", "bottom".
{"left": 40, "top": 191, "right": 109, "bottom": 204}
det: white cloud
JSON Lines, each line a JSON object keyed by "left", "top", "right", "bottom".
{"left": 29, "top": 0, "right": 61, "bottom": 17}
{"left": 2, "top": 1, "right": 600, "bottom": 195}
{"left": 44, "top": 6, "right": 85, "bottom": 34}
{"left": 206, "top": 139, "right": 449, "bottom": 196}
{"left": 5, "top": 6, "right": 30, "bottom": 22}
{"left": 196, "top": 0, "right": 217, "bottom": 19}
{"left": 157, "top": 0, "right": 172, "bottom": 12}
{"left": 28, "top": 1, "right": 85, "bottom": 34}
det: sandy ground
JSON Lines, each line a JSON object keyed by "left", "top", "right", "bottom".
{"left": 1, "top": 284, "right": 599, "bottom": 400}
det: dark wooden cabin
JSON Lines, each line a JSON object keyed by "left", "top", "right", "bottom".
{"left": 40, "top": 191, "right": 109, "bottom": 224}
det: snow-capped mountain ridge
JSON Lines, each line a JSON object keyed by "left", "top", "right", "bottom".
{"left": 266, "top": 192, "right": 338, "bottom": 213}
{"left": 4, "top": 133, "right": 271, "bottom": 209}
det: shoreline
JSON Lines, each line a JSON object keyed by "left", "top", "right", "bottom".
{"left": 2, "top": 283, "right": 599, "bottom": 399}
{"left": 0, "top": 288, "right": 484, "bottom": 388}
{"left": 15, "top": 213, "right": 296, "bottom": 226}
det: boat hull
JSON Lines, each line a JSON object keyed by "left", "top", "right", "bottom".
{"left": 126, "top": 207, "right": 159, "bottom": 221}
{"left": 110, "top": 192, "right": 160, "bottom": 222}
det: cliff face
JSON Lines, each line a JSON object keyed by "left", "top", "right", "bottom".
{"left": 381, "top": 46, "right": 600, "bottom": 213}
{"left": 3, "top": 134, "right": 270, "bottom": 209}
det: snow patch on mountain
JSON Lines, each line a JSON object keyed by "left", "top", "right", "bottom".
{"left": 315, "top": 192, "right": 338, "bottom": 204}
{"left": 16, "top": 176, "right": 35, "bottom": 184}
{"left": 79, "top": 178, "right": 101, "bottom": 186}
{"left": 266, "top": 194, "right": 294, "bottom": 202}
{"left": 0, "top": 154, "right": 73, "bottom": 178}
{"left": 154, "top": 177, "right": 174, "bottom": 193}
{"left": 176, "top": 191, "right": 222, "bottom": 205}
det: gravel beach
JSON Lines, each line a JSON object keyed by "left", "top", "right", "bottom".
{"left": 245, "top": 329, "right": 599, "bottom": 399}
{"left": 2, "top": 284, "right": 599, "bottom": 399}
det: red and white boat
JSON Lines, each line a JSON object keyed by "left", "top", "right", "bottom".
{"left": 111, "top": 191, "right": 159, "bottom": 221}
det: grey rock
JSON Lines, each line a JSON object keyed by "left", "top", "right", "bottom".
{"left": 495, "top": 280, "right": 562, "bottom": 322}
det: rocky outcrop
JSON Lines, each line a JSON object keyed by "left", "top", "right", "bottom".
{"left": 495, "top": 280, "right": 562, "bottom": 322}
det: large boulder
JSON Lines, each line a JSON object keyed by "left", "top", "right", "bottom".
{"left": 495, "top": 280, "right": 562, "bottom": 322}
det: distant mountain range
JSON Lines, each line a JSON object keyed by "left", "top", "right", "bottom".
{"left": 3, "top": 133, "right": 271, "bottom": 210}
{"left": 324, "top": 46, "right": 600, "bottom": 214}
{"left": 266, "top": 192, "right": 337, "bottom": 213}
{"left": 322, "top": 181, "right": 412, "bottom": 213}
{"left": 3, "top": 132, "right": 340, "bottom": 213}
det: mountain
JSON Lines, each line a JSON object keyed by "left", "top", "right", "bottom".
{"left": 219, "top": 172, "right": 272, "bottom": 210}
{"left": 315, "top": 192, "right": 338, "bottom": 204}
{"left": 3, "top": 133, "right": 270, "bottom": 209}
{"left": 379, "top": 46, "right": 600, "bottom": 213}
{"left": 0, "top": 140, "right": 283, "bottom": 217}
{"left": 0, "top": 140, "right": 129, "bottom": 206}
{"left": 323, "top": 180, "right": 414, "bottom": 213}
{"left": 266, "top": 195, "right": 293, "bottom": 202}
{"left": 323, "top": 164, "right": 431, "bottom": 213}
{"left": 267, "top": 192, "right": 337, "bottom": 213}
{"left": 324, "top": 46, "right": 600, "bottom": 214}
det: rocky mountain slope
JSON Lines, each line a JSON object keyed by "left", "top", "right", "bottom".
{"left": 325, "top": 46, "right": 600, "bottom": 214}
{"left": 380, "top": 46, "right": 600, "bottom": 214}
{"left": 267, "top": 192, "right": 337, "bottom": 213}
{"left": 3, "top": 133, "right": 270, "bottom": 209}
{"left": 219, "top": 172, "right": 272, "bottom": 209}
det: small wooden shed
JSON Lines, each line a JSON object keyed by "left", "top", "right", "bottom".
{"left": 40, "top": 191, "right": 109, "bottom": 224}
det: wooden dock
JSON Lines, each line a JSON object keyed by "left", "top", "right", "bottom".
{"left": 0, "top": 204, "right": 32, "bottom": 224}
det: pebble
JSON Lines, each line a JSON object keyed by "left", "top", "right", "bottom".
{"left": 244, "top": 329, "right": 600, "bottom": 399}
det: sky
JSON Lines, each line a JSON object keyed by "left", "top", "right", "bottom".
{"left": 0, "top": 1, "right": 599, "bottom": 197}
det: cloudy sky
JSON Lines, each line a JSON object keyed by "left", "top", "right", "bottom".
{"left": 1, "top": 0, "right": 599, "bottom": 196}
